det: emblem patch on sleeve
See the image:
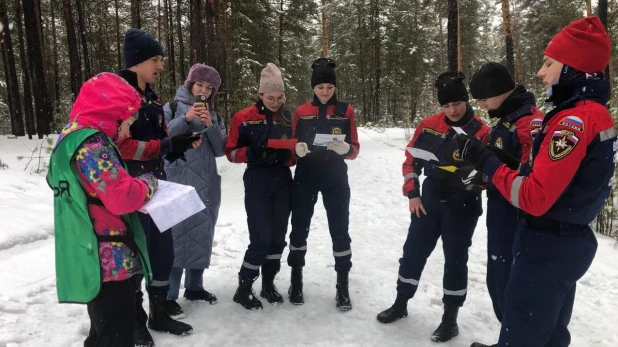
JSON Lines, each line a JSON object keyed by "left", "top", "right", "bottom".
{"left": 558, "top": 116, "right": 584, "bottom": 132}
{"left": 549, "top": 129, "right": 579, "bottom": 160}
{"left": 530, "top": 118, "right": 543, "bottom": 139}
{"left": 494, "top": 137, "right": 503, "bottom": 149}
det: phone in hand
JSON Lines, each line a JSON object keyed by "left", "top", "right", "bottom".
{"left": 194, "top": 94, "right": 209, "bottom": 109}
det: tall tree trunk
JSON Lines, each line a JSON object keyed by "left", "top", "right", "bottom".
{"left": 0, "top": 0, "right": 25, "bottom": 136}
{"left": 62, "top": 0, "right": 83, "bottom": 99}
{"left": 131, "top": 0, "right": 141, "bottom": 28}
{"left": 501, "top": 0, "right": 515, "bottom": 75}
{"left": 205, "top": 0, "right": 217, "bottom": 67}
{"left": 13, "top": 0, "right": 35, "bottom": 138}
{"left": 371, "top": 0, "right": 381, "bottom": 121}
{"left": 75, "top": 0, "right": 92, "bottom": 79}
{"left": 513, "top": 9, "right": 523, "bottom": 83}
{"left": 357, "top": 2, "right": 367, "bottom": 122}
{"left": 447, "top": 0, "right": 458, "bottom": 72}
{"left": 586, "top": 0, "right": 593, "bottom": 16}
{"left": 164, "top": 0, "right": 176, "bottom": 95}
{"left": 278, "top": 0, "right": 284, "bottom": 65}
{"left": 321, "top": 0, "right": 328, "bottom": 57}
{"left": 50, "top": 0, "right": 60, "bottom": 105}
{"left": 176, "top": 0, "right": 185, "bottom": 78}
{"left": 456, "top": 0, "right": 461, "bottom": 71}
{"left": 438, "top": 13, "right": 444, "bottom": 73}
{"left": 114, "top": 0, "right": 121, "bottom": 70}
{"left": 598, "top": 0, "right": 610, "bottom": 82}
{"left": 23, "top": 0, "right": 52, "bottom": 137}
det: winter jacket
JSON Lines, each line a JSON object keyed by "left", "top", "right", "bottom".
{"left": 485, "top": 86, "right": 544, "bottom": 201}
{"left": 403, "top": 105, "right": 491, "bottom": 199}
{"left": 485, "top": 77, "right": 617, "bottom": 224}
{"left": 47, "top": 72, "right": 156, "bottom": 303}
{"left": 163, "top": 85, "right": 227, "bottom": 269}
{"left": 292, "top": 95, "right": 360, "bottom": 161}
{"left": 225, "top": 101, "right": 294, "bottom": 168}
{"left": 116, "top": 69, "right": 172, "bottom": 179}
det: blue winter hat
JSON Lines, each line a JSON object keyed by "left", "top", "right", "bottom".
{"left": 123, "top": 28, "right": 164, "bottom": 69}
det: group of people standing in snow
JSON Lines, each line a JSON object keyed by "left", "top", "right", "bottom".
{"left": 47, "top": 15, "right": 616, "bottom": 347}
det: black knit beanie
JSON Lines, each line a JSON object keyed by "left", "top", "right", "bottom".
{"left": 123, "top": 28, "right": 164, "bottom": 69}
{"left": 435, "top": 71, "right": 469, "bottom": 106}
{"left": 311, "top": 58, "right": 337, "bottom": 88}
{"left": 469, "top": 62, "right": 516, "bottom": 99}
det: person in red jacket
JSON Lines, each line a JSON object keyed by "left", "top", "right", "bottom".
{"left": 286, "top": 58, "right": 360, "bottom": 311}
{"left": 224, "top": 63, "right": 295, "bottom": 310}
{"left": 377, "top": 72, "right": 490, "bottom": 343}
{"left": 466, "top": 62, "right": 545, "bottom": 347}
{"left": 457, "top": 17, "right": 616, "bottom": 347}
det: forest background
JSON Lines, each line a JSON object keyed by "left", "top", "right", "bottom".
{"left": 0, "top": 0, "right": 616, "bottom": 237}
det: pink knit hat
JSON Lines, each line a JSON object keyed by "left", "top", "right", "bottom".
{"left": 259, "top": 63, "right": 285, "bottom": 93}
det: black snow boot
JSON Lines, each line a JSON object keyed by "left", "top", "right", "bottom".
{"left": 233, "top": 275, "right": 263, "bottom": 310}
{"left": 183, "top": 289, "right": 218, "bottom": 304}
{"left": 134, "top": 290, "right": 155, "bottom": 347}
{"left": 431, "top": 304, "right": 460, "bottom": 342}
{"left": 376, "top": 294, "right": 410, "bottom": 324}
{"left": 148, "top": 294, "right": 193, "bottom": 336}
{"left": 470, "top": 343, "right": 497, "bottom": 347}
{"left": 260, "top": 272, "right": 284, "bottom": 305}
{"left": 288, "top": 266, "right": 304, "bottom": 305}
{"left": 335, "top": 271, "right": 352, "bottom": 311}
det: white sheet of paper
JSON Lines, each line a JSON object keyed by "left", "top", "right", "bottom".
{"left": 138, "top": 180, "right": 206, "bottom": 232}
{"left": 452, "top": 126, "right": 467, "bottom": 135}
{"left": 313, "top": 134, "right": 346, "bottom": 146}
{"left": 406, "top": 147, "right": 439, "bottom": 162}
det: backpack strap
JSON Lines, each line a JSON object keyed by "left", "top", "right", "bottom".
{"left": 169, "top": 101, "right": 178, "bottom": 120}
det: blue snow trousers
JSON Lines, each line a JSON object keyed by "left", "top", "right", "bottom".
{"left": 498, "top": 218, "right": 597, "bottom": 347}
{"left": 239, "top": 165, "right": 292, "bottom": 279}
{"left": 396, "top": 178, "right": 481, "bottom": 306}
{"left": 287, "top": 155, "right": 352, "bottom": 272}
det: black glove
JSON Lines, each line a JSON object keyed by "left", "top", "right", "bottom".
{"left": 165, "top": 151, "right": 187, "bottom": 163}
{"left": 171, "top": 133, "right": 200, "bottom": 154}
{"left": 486, "top": 145, "right": 521, "bottom": 170}
{"left": 454, "top": 166, "right": 488, "bottom": 185}
{"left": 455, "top": 134, "right": 495, "bottom": 171}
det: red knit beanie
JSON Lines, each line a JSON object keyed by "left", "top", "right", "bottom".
{"left": 544, "top": 16, "right": 611, "bottom": 73}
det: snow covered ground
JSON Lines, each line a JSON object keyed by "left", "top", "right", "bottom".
{"left": 0, "top": 128, "right": 617, "bottom": 347}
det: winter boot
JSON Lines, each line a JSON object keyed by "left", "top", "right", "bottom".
{"left": 134, "top": 290, "right": 155, "bottom": 347}
{"left": 335, "top": 271, "right": 352, "bottom": 311}
{"left": 376, "top": 294, "right": 410, "bottom": 324}
{"left": 148, "top": 294, "right": 193, "bottom": 336}
{"left": 260, "top": 272, "right": 284, "bottom": 305}
{"left": 431, "top": 304, "right": 460, "bottom": 342}
{"left": 288, "top": 266, "right": 304, "bottom": 305}
{"left": 470, "top": 343, "right": 497, "bottom": 347}
{"left": 183, "top": 289, "right": 218, "bottom": 304}
{"left": 162, "top": 300, "right": 185, "bottom": 318}
{"left": 233, "top": 275, "right": 263, "bottom": 310}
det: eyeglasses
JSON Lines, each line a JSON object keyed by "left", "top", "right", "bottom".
{"left": 266, "top": 96, "right": 286, "bottom": 104}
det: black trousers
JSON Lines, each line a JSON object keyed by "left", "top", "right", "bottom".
{"left": 84, "top": 278, "right": 136, "bottom": 347}
{"left": 137, "top": 213, "right": 173, "bottom": 297}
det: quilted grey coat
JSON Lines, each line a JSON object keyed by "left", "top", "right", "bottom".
{"left": 163, "top": 85, "right": 226, "bottom": 269}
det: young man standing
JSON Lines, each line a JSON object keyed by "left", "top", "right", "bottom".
{"left": 118, "top": 28, "right": 197, "bottom": 346}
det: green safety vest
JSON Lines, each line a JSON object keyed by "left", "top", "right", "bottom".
{"left": 46, "top": 128, "right": 152, "bottom": 303}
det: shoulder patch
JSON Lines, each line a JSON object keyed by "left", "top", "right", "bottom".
{"left": 549, "top": 129, "right": 579, "bottom": 161}
{"left": 422, "top": 127, "right": 443, "bottom": 136}
{"left": 530, "top": 118, "right": 543, "bottom": 129}
{"left": 558, "top": 116, "right": 584, "bottom": 133}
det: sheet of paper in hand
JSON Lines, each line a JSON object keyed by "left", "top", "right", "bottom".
{"left": 313, "top": 134, "right": 346, "bottom": 147}
{"left": 406, "top": 147, "right": 439, "bottom": 162}
{"left": 138, "top": 180, "right": 206, "bottom": 232}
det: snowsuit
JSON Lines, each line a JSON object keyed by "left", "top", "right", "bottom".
{"left": 163, "top": 85, "right": 227, "bottom": 299}
{"left": 287, "top": 95, "right": 360, "bottom": 272}
{"left": 117, "top": 69, "right": 174, "bottom": 297}
{"left": 482, "top": 77, "right": 616, "bottom": 347}
{"left": 224, "top": 101, "right": 294, "bottom": 279}
{"left": 484, "top": 86, "right": 544, "bottom": 322}
{"left": 47, "top": 73, "right": 156, "bottom": 346}
{"left": 398, "top": 106, "right": 490, "bottom": 307}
